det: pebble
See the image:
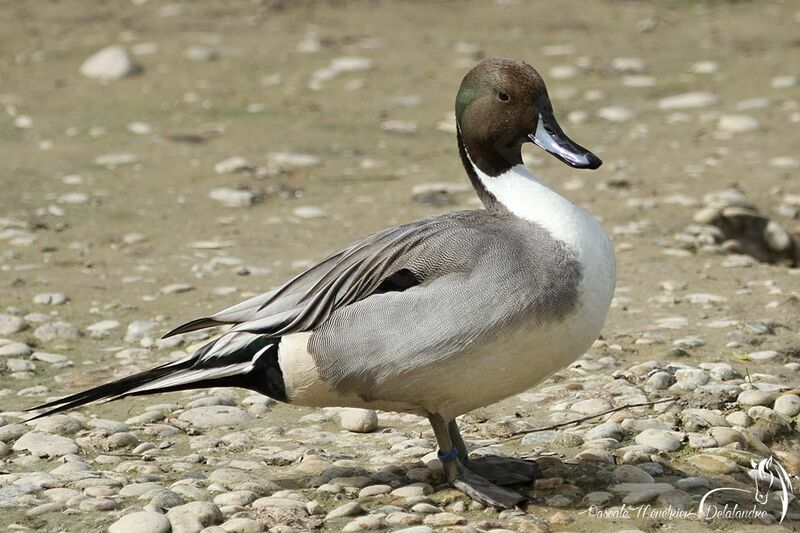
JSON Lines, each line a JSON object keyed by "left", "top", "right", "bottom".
{"left": 12, "top": 432, "right": 78, "bottom": 457}
{"left": 209, "top": 188, "right": 255, "bottom": 207}
{"left": 424, "top": 512, "right": 466, "bottom": 526}
{"left": 179, "top": 406, "right": 250, "bottom": 429}
{"left": 80, "top": 45, "right": 141, "bottom": 80}
{"left": 597, "top": 106, "right": 635, "bottom": 122}
{"left": 0, "top": 313, "right": 27, "bottom": 335}
{"left": 326, "top": 501, "right": 364, "bottom": 519}
{"left": 166, "top": 501, "right": 223, "bottom": 532}
{"left": 33, "top": 321, "right": 82, "bottom": 342}
{"left": 339, "top": 408, "right": 379, "bottom": 433}
{"left": 634, "top": 429, "right": 681, "bottom": 452}
{"left": 773, "top": 394, "right": 800, "bottom": 417}
{"left": 658, "top": 91, "right": 719, "bottom": 110}
{"left": 0, "top": 342, "right": 33, "bottom": 357}
{"left": 688, "top": 454, "right": 738, "bottom": 474}
{"left": 737, "top": 390, "right": 776, "bottom": 407}
{"left": 33, "top": 292, "right": 68, "bottom": 305}
{"left": 215, "top": 156, "right": 253, "bottom": 174}
{"left": 26, "top": 502, "right": 65, "bottom": 517}
{"left": 109, "top": 511, "right": 172, "bottom": 533}
{"left": 292, "top": 206, "right": 327, "bottom": 219}
{"left": 718, "top": 114, "right": 760, "bottom": 133}
{"left": 343, "top": 515, "right": 385, "bottom": 531}
{"left": 87, "top": 320, "right": 121, "bottom": 337}
{"left": 613, "top": 465, "right": 654, "bottom": 484}
{"left": 674, "top": 368, "right": 709, "bottom": 389}
{"left": 747, "top": 350, "right": 779, "bottom": 362}
{"left": 184, "top": 45, "right": 218, "bottom": 61}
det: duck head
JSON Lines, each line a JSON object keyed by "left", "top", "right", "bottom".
{"left": 456, "top": 57, "right": 601, "bottom": 179}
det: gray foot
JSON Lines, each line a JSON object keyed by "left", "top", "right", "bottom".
{"left": 465, "top": 455, "right": 540, "bottom": 486}
{"left": 449, "top": 461, "right": 528, "bottom": 509}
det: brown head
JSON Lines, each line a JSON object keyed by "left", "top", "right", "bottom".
{"left": 455, "top": 57, "right": 601, "bottom": 179}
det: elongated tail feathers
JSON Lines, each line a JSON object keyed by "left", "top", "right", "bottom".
{"left": 27, "top": 333, "right": 286, "bottom": 421}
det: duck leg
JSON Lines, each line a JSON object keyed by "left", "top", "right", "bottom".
{"left": 429, "top": 414, "right": 526, "bottom": 509}
{"left": 448, "top": 420, "right": 540, "bottom": 486}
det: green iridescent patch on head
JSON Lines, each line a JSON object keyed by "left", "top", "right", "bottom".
{"left": 455, "top": 86, "right": 477, "bottom": 124}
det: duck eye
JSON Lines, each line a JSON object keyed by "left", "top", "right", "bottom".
{"left": 498, "top": 91, "right": 510, "bottom": 102}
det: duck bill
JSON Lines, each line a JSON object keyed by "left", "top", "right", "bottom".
{"left": 529, "top": 112, "right": 602, "bottom": 169}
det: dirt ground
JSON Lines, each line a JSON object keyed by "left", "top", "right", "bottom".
{"left": 1, "top": 0, "right": 799, "bottom": 531}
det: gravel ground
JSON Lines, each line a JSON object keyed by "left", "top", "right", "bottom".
{"left": 1, "top": 0, "right": 799, "bottom": 531}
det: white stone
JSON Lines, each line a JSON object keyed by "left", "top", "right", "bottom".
{"left": 209, "top": 188, "right": 254, "bottom": 208}
{"left": 611, "top": 57, "right": 646, "bottom": 73}
{"left": 549, "top": 65, "right": 579, "bottom": 79}
{"left": 658, "top": 91, "right": 719, "bottom": 110}
{"left": 184, "top": 45, "right": 217, "bottom": 61}
{"left": 33, "top": 322, "right": 82, "bottom": 342}
{"left": 178, "top": 406, "right": 250, "bottom": 429}
{"left": 771, "top": 75, "right": 797, "bottom": 89}
{"left": 571, "top": 398, "right": 612, "bottom": 415}
{"left": 0, "top": 342, "right": 33, "bottom": 357}
{"left": 339, "top": 408, "right": 378, "bottom": 433}
{"left": 691, "top": 61, "right": 719, "bottom": 74}
{"left": 718, "top": 114, "right": 760, "bottom": 133}
{"left": 292, "top": 206, "right": 327, "bottom": 219}
{"left": 773, "top": 394, "right": 800, "bottom": 417}
{"left": 0, "top": 313, "right": 27, "bottom": 335}
{"left": 94, "top": 153, "right": 139, "bottom": 167}
{"left": 12, "top": 432, "right": 78, "bottom": 457}
{"left": 634, "top": 429, "right": 681, "bottom": 452}
{"left": 80, "top": 45, "right": 140, "bottom": 80}
{"left": 597, "top": 106, "right": 634, "bottom": 122}
{"left": 266, "top": 151, "right": 321, "bottom": 168}
{"left": 33, "top": 292, "right": 68, "bottom": 305}
{"left": 214, "top": 156, "right": 253, "bottom": 174}
{"left": 109, "top": 511, "right": 171, "bottom": 533}
{"left": 127, "top": 121, "right": 152, "bottom": 135}
{"left": 166, "top": 501, "right": 223, "bottom": 532}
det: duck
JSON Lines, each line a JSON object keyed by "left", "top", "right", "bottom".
{"left": 29, "top": 57, "right": 616, "bottom": 509}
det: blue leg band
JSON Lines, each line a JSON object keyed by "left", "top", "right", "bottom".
{"left": 437, "top": 448, "right": 459, "bottom": 464}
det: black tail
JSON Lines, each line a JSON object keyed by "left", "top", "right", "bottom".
{"left": 27, "top": 334, "right": 286, "bottom": 421}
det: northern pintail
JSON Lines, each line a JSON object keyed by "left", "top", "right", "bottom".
{"left": 31, "top": 57, "right": 616, "bottom": 509}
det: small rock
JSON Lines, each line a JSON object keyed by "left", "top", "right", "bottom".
{"left": 423, "top": 512, "right": 466, "bottom": 527}
{"left": 689, "top": 454, "right": 738, "bottom": 474}
{"left": 209, "top": 188, "right": 254, "bottom": 208}
{"left": 747, "top": 350, "right": 780, "bottom": 362}
{"left": 634, "top": 429, "right": 681, "bottom": 452}
{"left": 33, "top": 292, "right": 68, "bottom": 305}
{"left": 109, "top": 511, "right": 172, "bottom": 533}
{"left": 80, "top": 45, "right": 141, "bottom": 80}
{"left": 166, "top": 501, "right": 223, "bottom": 532}
{"left": 737, "top": 390, "right": 776, "bottom": 407}
{"left": 339, "top": 408, "right": 378, "bottom": 433}
{"left": 12, "top": 432, "right": 78, "bottom": 457}
{"left": 343, "top": 515, "right": 385, "bottom": 532}
{"left": 613, "top": 465, "right": 654, "bottom": 484}
{"left": 160, "top": 283, "right": 195, "bottom": 295}
{"left": 0, "top": 342, "right": 33, "bottom": 357}
{"left": 179, "top": 406, "right": 250, "bottom": 429}
{"left": 326, "top": 501, "right": 364, "bottom": 519}
{"left": 292, "top": 206, "right": 327, "bottom": 219}
{"left": 184, "top": 45, "right": 217, "bottom": 61}
{"left": 214, "top": 156, "right": 253, "bottom": 174}
{"left": 0, "top": 313, "right": 27, "bottom": 335}
{"left": 597, "top": 106, "right": 635, "bottom": 123}
{"left": 718, "top": 114, "right": 760, "bottom": 133}
{"left": 773, "top": 394, "right": 800, "bottom": 417}
{"left": 658, "top": 91, "right": 719, "bottom": 110}
{"left": 33, "top": 321, "right": 82, "bottom": 342}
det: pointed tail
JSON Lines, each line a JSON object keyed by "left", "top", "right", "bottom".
{"left": 27, "top": 333, "right": 286, "bottom": 421}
